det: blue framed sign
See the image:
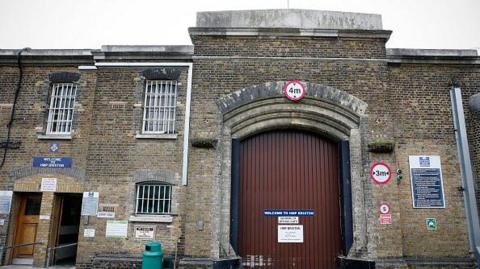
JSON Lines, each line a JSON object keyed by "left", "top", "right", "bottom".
{"left": 32, "top": 157, "right": 72, "bottom": 168}
{"left": 409, "top": 156, "right": 445, "bottom": 208}
{"left": 263, "top": 209, "right": 315, "bottom": 217}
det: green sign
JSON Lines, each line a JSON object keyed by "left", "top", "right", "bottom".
{"left": 426, "top": 218, "right": 437, "bottom": 231}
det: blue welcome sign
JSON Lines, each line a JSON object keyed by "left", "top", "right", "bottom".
{"left": 263, "top": 209, "right": 315, "bottom": 217}
{"left": 33, "top": 157, "right": 72, "bottom": 168}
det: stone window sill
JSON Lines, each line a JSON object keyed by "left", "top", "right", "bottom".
{"left": 37, "top": 134, "right": 72, "bottom": 140}
{"left": 135, "top": 133, "right": 177, "bottom": 140}
{"left": 129, "top": 215, "right": 174, "bottom": 223}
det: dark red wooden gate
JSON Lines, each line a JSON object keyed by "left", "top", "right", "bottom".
{"left": 239, "top": 130, "right": 342, "bottom": 269}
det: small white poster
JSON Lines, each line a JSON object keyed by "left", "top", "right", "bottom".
{"left": 40, "top": 178, "right": 57, "bottom": 192}
{"left": 97, "top": 211, "right": 115, "bottom": 218}
{"left": 106, "top": 220, "right": 128, "bottom": 238}
{"left": 97, "top": 204, "right": 116, "bottom": 218}
{"left": 39, "top": 215, "right": 50, "bottom": 220}
{"left": 0, "top": 219, "right": 4, "bottom": 225}
{"left": 0, "top": 191, "right": 13, "bottom": 214}
{"left": 278, "top": 225, "right": 304, "bottom": 243}
{"left": 84, "top": 228, "right": 95, "bottom": 238}
{"left": 278, "top": 217, "right": 299, "bottom": 224}
{"left": 81, "top": 192, "right": 99, "bottom": 216}
{"left": 134, "top": 225, "right": 155, "bottom": 240}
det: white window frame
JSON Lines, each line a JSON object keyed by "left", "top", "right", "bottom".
{"left": 135, "top": 183, "right": 172, "bottom": 215}
{"left": 142, "top": 80, "right": 178, "bottom": 134}
{"left": 46, "top": 83, "right": 77, "bottom": 135}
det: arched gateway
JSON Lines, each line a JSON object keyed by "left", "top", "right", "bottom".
{"left": 214, "top": 81, "right": 369, "bottom": 268}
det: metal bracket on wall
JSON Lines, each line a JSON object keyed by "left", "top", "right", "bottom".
{"left": 0, "top": 141, "right": 21, "bottom": 149}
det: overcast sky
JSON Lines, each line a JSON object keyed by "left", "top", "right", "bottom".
{"left": 0, "top": 0, "right": 479, "bottom": 50}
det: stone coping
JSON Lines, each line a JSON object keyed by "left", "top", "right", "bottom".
{"left": 1, "top": 47, "right": 479, "bottom": 64}
{"left": 188, "top": 27, "right": 392, "bottom": 40}
{"left": 196, "top": 9, "right": 383, "bottom": 30}
{"left": 101, "top": 45, "right": 193, "bottom": 54}
{"left": 387, "top": 48, "right": 478, "bottom": 57}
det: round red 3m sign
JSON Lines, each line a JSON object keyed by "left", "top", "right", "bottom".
{"left": 370, "top": 162, "right": 392, "bottom": 184}
{"left": 283, "top": 80, "right": 306, "bottom": 102}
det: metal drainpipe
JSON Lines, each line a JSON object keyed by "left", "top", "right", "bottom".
{"left": 450, "top": 85, "right": 480, "bottom": 268}
{"left": 0, "top": 47, "right": 29, "bottom": 169}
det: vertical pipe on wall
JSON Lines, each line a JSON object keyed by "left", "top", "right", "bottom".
{"left": 450, "top": 86, "right": 480, "bottom": 268}
{"left": 181, "top": 63, "right": 193, "bottom": 186}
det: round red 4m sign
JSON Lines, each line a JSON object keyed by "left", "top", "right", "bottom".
{"left": 370, "top": 162, "right": 392, "bottom": 184}
{"left": 283, "top": 80, "right": 306, "bottom": 102}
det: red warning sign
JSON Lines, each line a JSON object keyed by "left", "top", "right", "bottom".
{"left": 370, "top": 162, "right": 392, "bottom": 184}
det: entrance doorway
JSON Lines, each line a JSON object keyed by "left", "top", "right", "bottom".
{"left": 50, "top": 194, "right": 82, "bottom": 266}
{"left": 12, "top": 193, "right": 42, "bottom": 265}
{"left": 237, "top": 130, "right": 342, "bottom": 269}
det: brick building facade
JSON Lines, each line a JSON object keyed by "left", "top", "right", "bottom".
{"left": 0, "top": 9, "right": 479, "bottom": 269}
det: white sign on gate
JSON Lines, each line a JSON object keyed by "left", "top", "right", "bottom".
{"left": 278, "top": 217, "right": 299, "bottom": 224}
{"left": 278, "top": 225, "right": 304, "bottom": 243}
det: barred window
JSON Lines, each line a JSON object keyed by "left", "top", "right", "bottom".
{"left": 46, "top": 83, "right": 77, "bottom": 134}
{"left": 142, "top": 80, "right": 177, "bottom": 134}
{"left": 135, "top": 183, "right": 172, "bottom": 214}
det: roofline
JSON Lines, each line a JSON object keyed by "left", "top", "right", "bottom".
{"left": 0, "top": 46, "right": 194, "bottom": 65}
{"left": 387, "top": 48, "right": 480, "bottom": 64}
{"left": 189, "top": 27, "right": 392, "bottom": 40}
{"left": 1, "top": 47, "right": 479, "bottom": 65}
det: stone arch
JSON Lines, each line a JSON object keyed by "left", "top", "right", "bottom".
{"left": 10, "top": 166, "right": 86, "bottom": 193}
{"left": 212, "top": 81, "right": 370, "bottom": 259}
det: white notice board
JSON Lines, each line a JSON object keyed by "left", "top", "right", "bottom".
{"left": 409, "top": 156, "right": 446, "bottom": 208}
{"left": 41, "top": 178, "right": 57, "bottom": 192}
{"left": 81, "top": 192, "right": 99, "bottom": 216}
{"left": 106, "top": 220, "right": 128, "bottom": 238}
{"left": 0, "top": 191, "right": 13, "bottom": 214}
{"left": 278, "top": 225, "right": 304, "bottom": 243}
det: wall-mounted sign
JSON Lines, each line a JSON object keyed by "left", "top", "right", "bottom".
{"left": 0, "top": 191, "right": 13, "bottom": 214}
{"left": 264, "top": 209, "right": 314, "bottom": 217}
{"left": 134, "top": 225, "right": 155, "bottom": 240}
{"left": 370, "top": 162, "right": 392, "bottom": 184}
{"left": 106, "top": 220, "right": 128, "bottom": 238}
{"left": 278, "top": 217, "right": 299, "bottom": 224}
{"left": 426, "top": 218, "right": 437, "bottom": 231}
{"left": 84, "top": 228, "right": 95, "bottom": 238}
{"left": 40, "top": 178, "right": 57, "bottom": 192}
{"left": 283, "top": 80, "right": 306, "bottom": 102}
{"left": 409, "top": 156, "right": 445, "bottom": 208}
{"left": 278, "top": 225, "right": 304, "bottom": 243}
{"left": 379, "top": 202, "right": 392, "bottom": 225}
{"left": 33, "top": 157, "right": 72, "bottom": 168}
{"left": 380, "top": 214, "right": 392, "bottom": 225}
{"left": 97, "top": 204, "right": 117, "bottom": 218}
{"left": 39, "top": 215, "right": 50, "bottom": 220}
{"left": 0, "top": 219, "right": 4, "bottom": 225}
{"left": 48, "top": 143, "right": 59, "bottom": 153}
{"left": 81, "top": 192, "right": 99, "bottom": 216}
{"left": 379, "top": 203, "right": 390, "bottom": 214}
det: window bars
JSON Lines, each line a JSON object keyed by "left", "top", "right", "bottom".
{"left": 142, "top": 80, "right": 177, "bottom": 134}
{"left": 136, "top": 184, "right": 172, "bottom": 214}
{"left": 46, "top": 83, "right": 77, "bottom": 134}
